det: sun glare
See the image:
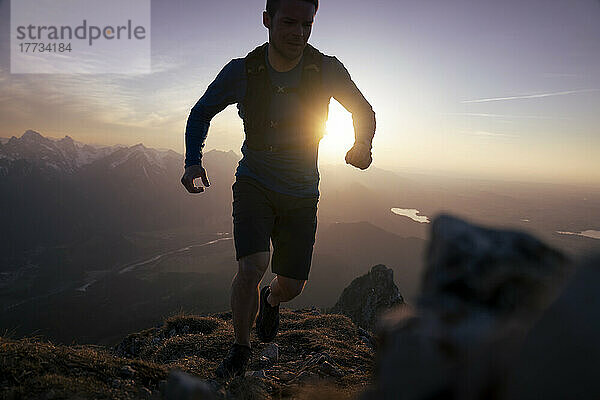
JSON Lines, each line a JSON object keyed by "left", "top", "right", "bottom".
{"left": 319, "top": 100, "right": 355, "bottom": 163}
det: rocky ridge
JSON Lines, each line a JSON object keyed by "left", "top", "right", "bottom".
{"left": 1, "top": 307, "right": 376, "bottom": 400}
{"left": 328, "top": 264, "right": 404, "bottom": 332}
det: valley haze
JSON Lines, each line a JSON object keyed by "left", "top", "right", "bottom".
{"left": 0, "top": 130, "right": 597, "bottom": 346}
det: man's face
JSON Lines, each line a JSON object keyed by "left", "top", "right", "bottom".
{"left": 263, "top": 0, "right": 315, "bottom": 60}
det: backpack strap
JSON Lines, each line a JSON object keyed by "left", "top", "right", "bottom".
{"left": 297, "top": 43, "right": 329, "bottom": 144}
{"left": 242, "top": 42, "right": 270, "bottom": 149}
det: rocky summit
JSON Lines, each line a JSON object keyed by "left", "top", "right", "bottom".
{"left": 1, "top": 308, "right": 376, "bottom": 400}
{"left": 329, "top": 264, "right": 404, "bottom": 332}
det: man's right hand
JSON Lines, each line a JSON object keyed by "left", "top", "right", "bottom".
{"left": 181, "top": 164, "right": 211, "bottom": 193}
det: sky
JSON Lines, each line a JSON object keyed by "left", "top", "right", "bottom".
{"left": 0, "top": 0, "right": 599, "bottom": 186}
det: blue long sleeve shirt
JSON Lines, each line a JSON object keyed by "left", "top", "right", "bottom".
{"left": 184, "top": 44, "right": 375, "bottom": 198}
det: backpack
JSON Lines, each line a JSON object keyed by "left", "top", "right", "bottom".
{"left": 242, "top": 42, "right": 330, "bottom": 151}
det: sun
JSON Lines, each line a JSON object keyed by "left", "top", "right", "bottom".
{"left": 319, "top": 100, "right": 354, "bottom": 162}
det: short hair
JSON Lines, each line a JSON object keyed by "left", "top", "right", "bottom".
{"left": 266, "top": 0, "right": 319, "bottom": 20}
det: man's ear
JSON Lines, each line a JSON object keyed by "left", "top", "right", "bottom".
{"left": 263, "top": 11, "right": 271, "bottom": 29}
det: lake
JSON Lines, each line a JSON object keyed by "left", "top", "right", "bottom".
{"left": 391, "top": 208, "right": 430, "bottom": 223}
{"left": 556, "top": 230, "right": 600, "bottom": 240}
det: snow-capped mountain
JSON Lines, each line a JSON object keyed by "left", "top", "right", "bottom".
{"left": 104, "top": 143, "right": 179, "bottom": 172}
{"left": 0, "top": 130, "right": 186, "bottom": 177}
{"left": 0, "top": 130, "right": 124, "bottom": 173}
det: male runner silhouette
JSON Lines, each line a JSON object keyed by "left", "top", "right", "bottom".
{"left": 181, "top": 0, "right": 375, "bottom": 379}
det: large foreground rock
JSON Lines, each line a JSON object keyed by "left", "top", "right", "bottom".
{"left": 505, "top": 254, "right": 600, "bottom": 400}
{"left": 362, "top": 213, "right": 573, "bottom": 400}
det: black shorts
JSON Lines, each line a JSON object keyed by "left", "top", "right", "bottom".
{"left": 232, "top": 175, "right": 318, "bottom": 281}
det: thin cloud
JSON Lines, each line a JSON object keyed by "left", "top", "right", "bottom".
{"left": 442, "top": 112, "right": 569, "bottom": 120}
{"left": 542, "top": 72, "right": 580, "bottom": 78}
{"left": 461, "top": 89, "right": 600, "bottom": 104}
{"left": 474, "top": 131, "right": 519, "bottom": 138}
{"left": 460, "top": 130, "right": 520, "bottom": 138}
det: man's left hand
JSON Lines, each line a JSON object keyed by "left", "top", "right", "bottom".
{"left": 345, "top": 142, "right": 372, "bottom": 170}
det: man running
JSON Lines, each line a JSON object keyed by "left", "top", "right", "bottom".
{"left": 181, "top": 0, "right": 375, "bottom": 379}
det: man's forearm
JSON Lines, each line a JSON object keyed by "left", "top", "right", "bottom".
{"left": 183, "top": 59, "right": 242, "bottom": 168}
{"left": 353, "top": 107, "right": 376, "bottom": 148}
{"left": 184, "top": 105, "right": 211, "bottom": 168}
{"left": 329, "top": 57, "right": 376, "bottom": 149}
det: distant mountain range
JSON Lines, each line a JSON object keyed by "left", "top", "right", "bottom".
{"left": 0, "top": 130, "right": 239, "bottom": 258}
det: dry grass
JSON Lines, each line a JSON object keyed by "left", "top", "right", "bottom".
{"left": 1, "top": 308, "right": 375, "bottom": 399}
{"left": 0, "top": 335, "right": 167, "bottom": 399}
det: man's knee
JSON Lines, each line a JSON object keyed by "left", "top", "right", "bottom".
{"left": 235, "top": 251, "right": 270, "bottom": 287}
{"left": 277, "top": 275, "right": 306, "bottom": 299}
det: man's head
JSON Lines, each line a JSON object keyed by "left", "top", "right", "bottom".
{"left": 263, "top": 0, "right": 318, "bottom": 61}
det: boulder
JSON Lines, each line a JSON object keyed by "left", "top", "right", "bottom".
{"left": 362, "top": 213, "right": 572, "bottom": 400}
{"left": 505, "top": 254, "right": 600, "bottom": 400}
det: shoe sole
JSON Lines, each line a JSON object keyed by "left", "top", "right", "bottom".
{"left": 255, "top": 286, "right": 268, "bottom": 340}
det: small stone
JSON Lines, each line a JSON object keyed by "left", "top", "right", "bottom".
{"left": 358, "top": 327, "right": 371, "bottom": 338}
{"left": 360, "top": 336, "right": 373, "bottom": 348}
{"left": 120, "top": 365, "right": 136, "bottom": 378}
{"left": 320, "top": 361, "right": 343, "bottom": 377}
{"left": 123, "top": 379, "right": 135, "bottom": 388}
{"left": 296, "top": 371, "right": 320, "bottom": 382}
{"left": 261, "top": 343, "right": 279, "bottom": 362}
{"left": 246, "top": 370, "right": 267, "bottom": 379}
{"left": 279, "top": 371, "right": 295, "bottom": 381}
{"left": 257, "top": 355, "right": 272, "bottom": 368}
{"left": 251, "top": 369, "right": 267, "bottom": 378}
{"left": 316, "top": 353, "right": 333, "bottom": 365}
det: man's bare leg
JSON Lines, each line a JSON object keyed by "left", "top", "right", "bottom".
{"left": 231, "top": 251, "right": 270, "bottom": 347}
{"left": 266, "top": 275, "right": 306, "bottom": 307}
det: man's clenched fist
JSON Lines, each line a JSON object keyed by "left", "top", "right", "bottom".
{"left": 181, "top": 164, "right": 211, "bottom": 193}
{"left": 345, "top": 142, "right": 372, "bottom": 170}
